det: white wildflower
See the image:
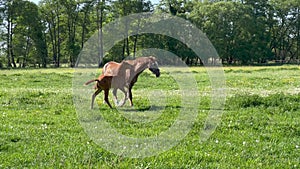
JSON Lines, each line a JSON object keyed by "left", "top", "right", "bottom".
{"left": 41, "top": 124, "right": 48, "bottom": 129}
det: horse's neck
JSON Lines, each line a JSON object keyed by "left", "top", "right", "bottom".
{"left": 134, "top": 62, "right": 148, "bottom": 74}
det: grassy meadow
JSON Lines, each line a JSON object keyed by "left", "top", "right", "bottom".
{"left": 0, "top": 66, "right": 299, "bottom": 168}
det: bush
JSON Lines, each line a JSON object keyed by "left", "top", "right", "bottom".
{"left": 227, "top": 93, "right": 300, "bottom": 112}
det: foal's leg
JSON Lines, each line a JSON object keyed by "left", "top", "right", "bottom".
{"left": 91, "top": 89, "right": 102, "bottom": 109}
{"left": 104, "top": 89, "right": 113, "bottom": 109}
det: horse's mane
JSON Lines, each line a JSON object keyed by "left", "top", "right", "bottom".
{"left": 123, "top": 56, "right": 156, "bottom": 63}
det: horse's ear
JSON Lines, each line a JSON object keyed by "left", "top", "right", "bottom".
{"left": 149, "top": 56, "right": 157, "bottom": 61}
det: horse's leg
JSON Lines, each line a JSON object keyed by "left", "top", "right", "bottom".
{"left": 104, "top": 89, "right": 113, "bottom": 109}
{"left": 128, "top": 76, "right": 138, "bottom": 107}
{"left": 128, "top": 78, "right": 138, "bottom": 107}
{"left": 128, "top": 85, "right": 133, "bottom": 107}
{"left": 112, "top": 88, "right": 119, "bottom": 105}
{"left": 118, "top": 87, "right": 127, "bottom": 107}
{"left": 91, "top": 89, "right": 102, "bottom": 109}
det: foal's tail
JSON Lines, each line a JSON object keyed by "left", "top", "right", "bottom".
{"left": 84, "top": 79, "right": 100, "bottom": 86}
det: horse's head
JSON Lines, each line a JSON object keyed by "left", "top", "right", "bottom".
{"left": 148, "top": 56, "right": 160, "bottom": 77}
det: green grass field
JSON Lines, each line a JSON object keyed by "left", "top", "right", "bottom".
{"left": 0, "top": 66, "right": 299, "bottom": 168}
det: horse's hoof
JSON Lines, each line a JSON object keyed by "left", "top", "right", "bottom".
{"left": 117, "top": 102, "right": 126, "bottom": 107}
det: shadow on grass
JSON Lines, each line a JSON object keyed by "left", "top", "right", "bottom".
{"left": 119, "top": 105, "right": 182, "bottom": 112}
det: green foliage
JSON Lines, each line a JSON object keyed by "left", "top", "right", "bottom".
{"left": 1, "top": 0, "right": 299, "bottom": 68}
{"left": 189, "top": 1, "right": 275, "bottom": 64}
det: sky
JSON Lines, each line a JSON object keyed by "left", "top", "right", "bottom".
{"left": 29, "top": 0, "right": 39, "bottom": 4}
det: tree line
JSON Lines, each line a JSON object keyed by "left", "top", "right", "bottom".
{"left": 0, "top": 0, "right": 299, "bottom": 68}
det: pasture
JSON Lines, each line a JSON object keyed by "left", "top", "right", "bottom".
{"left": 0, "top": 66, "right": 299, "bottom": 168}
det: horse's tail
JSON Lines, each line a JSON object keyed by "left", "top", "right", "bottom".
{"left": 102, "top": 62, "right": 110, "bottom": 74}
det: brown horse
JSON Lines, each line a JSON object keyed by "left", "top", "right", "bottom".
{"left": 85, "top": 61, "right": 134, "bottom": 109}
{"left": 102, "top": 56, "right": 160, "bottom": 106}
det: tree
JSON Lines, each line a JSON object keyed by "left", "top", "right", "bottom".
{"left": 130, "top": 0, "right": 153, "bottom": 58}
{"left": 0, "top": 0, "right": 47, "bottom": 68}
{"left": 243, "top": 0, "right": 273, "bottom": 63}
{"left": 79, "top": 1, "right": 93, "bottom": 49}
{"left": 270, "top": 0, "right": 300, "bottom": 63}
{"left": 19, "top": 1, "right": 48, "bottom": 67}
{"left": 40, "top": 0, "right": 63, "bottom": 67}
{"left": 95, "top": 0, "right": 106, "bottom": 67}
{"left": 109, "top": 0, "right": 153, "bottom": 61}
{"left": 190, "top": 1, "right": 240, "bottom": 63}
{"left": 190, "top": 1, "right": 274, "bottom": 64}
{"left": 157, "top": 0, "right": 188, "bottom": 17}
{"left": 1, "top": 0, "right": 18, "bottom": 67}
{"left": 61, "top": 0, "right": 80, "bottom": 67}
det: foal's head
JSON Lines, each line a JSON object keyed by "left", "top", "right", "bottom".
{"left": 148, "top": 56, "right": 160, "bottom": 77}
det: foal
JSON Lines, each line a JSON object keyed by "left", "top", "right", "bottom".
{"left": 84, "top": 74, "right": 113, "bottom": 109}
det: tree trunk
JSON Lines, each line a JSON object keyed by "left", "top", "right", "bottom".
{"left": 297, "top": 7, "right": 300, "bottom": 61}
{"left": 81, "top": 5, "right": 89, "bottom": 49}
{"left": 56, "top": 3, "right": 61, "bottom": 67}
{"left": 6, "top": 15, "right": 12, "bottom": 67}
{"left": 126, "top": 37, "right": 130, "bottom": 57}
{"left": 9, "top": 19, "right": 16, "bottom": 68}
{"left": 23, "top": 36, "right": 31, "bottom": 68}
{"left": 133, "top": 34, "right": 138, "bottom": 58}
{"left": 49, "top": 12, "right": 57, "bottom": 66}
{"left": 96, "top": 0, "right": 105, "bottom": 67}
{"left": 133, "top": 16, "right": 141, "bottom": 58}
{"left": 99, "top": 0, "right": 104, "bottom": 67}
{"left": 122, "top": 38, "right": 126, "bottom": 60}
{"left": 42, "top": 31, "right": 48, "bottom": 68}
